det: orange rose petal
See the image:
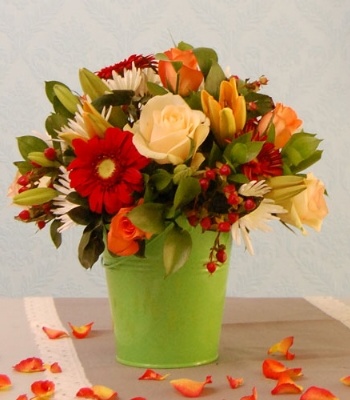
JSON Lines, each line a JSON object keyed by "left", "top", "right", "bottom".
{"left": 91, "top": 385, "right": 118, "bottom": 400}
{"left": 268, "top": 336, "right": 295, "bottom": 360}
{"left": 13, "top": 357, "right": 46, "bottom": 373}
{"left": 49, "top": 362, "right": 62, "bottom": 373}
{"left": 130, "top": 398, "right": 147, "bottom": 400}
{"left": 227, "top": 376, "right": 244, "bottom": 389}
{"left": 16, "top": 395, "right": 28, "bottom": 400}
{"left": 170, "top": 375, "right": 212, "bottom": 397}
{"left": 262, "top": 358, "right": 302, "bottom": 380}
{"left": 240, "top": 386, "right": 258, "bottom": 400}
{"left": 42, "top": 326, "right": 69, "bottom": 339}
{"left": 271, "top": 372, "right": 303, "bottom": 394}
{"left": 340, "top": 375, "right": 350, "bottom": 386}
{"left": 0, "top": 374, "right": 11, "bottom": 390}
{"left": 138, "top": 369, "right": 169, "bottom": 381}
{"left": 31, "top": 380, "right": 55, "bottom": 397}
{"left": 300, "top": 386, "right": 339, "bottom": 400}
{"left": 69, "top": 322, "right": 94, "bottom": 339}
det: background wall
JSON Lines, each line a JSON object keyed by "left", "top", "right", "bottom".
{"left": 0, "top": 0, "right": 349, "bottom": 297}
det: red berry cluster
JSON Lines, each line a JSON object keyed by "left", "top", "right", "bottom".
{"left": 204, "top": 235, "right": 228, "bottom": 275}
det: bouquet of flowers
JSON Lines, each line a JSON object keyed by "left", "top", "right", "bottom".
{"left": 9, "top": 41, "right": 328, "bottom": 275}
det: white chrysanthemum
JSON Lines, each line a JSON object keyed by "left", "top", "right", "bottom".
{"left": 238, "top": 180, "right": 271, "bottom": 197}
{"left": 53, "top": 167, "right": 79, "bottom": 233}
{"left": 104, "top": 64, "right": 160, "bottom": 99}
{"left": 231, "top": 199, "right": 287, "bottom": 255}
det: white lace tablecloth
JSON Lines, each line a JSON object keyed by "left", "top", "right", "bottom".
{"left": 1, "top": 297, "right": 350, "bottom": 399}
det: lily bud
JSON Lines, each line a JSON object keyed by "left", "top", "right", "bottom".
{"left": 13, "top": 187, "right": 58, "bottom": 206}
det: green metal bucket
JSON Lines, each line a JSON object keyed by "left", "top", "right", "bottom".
{"left": 104, "top": 224, "right": 231, "bottom": 368}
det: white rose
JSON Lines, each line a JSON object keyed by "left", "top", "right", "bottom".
{"left": 129, "top": 93, "right": 210, "bottom": 165}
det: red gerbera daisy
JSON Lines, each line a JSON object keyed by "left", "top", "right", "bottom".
{"left": 68, "top": 127, "right": 149, "bottom": 215}
{"left": 96, "top": 54, "right": 157, "bottom": 80}
{"left": 242, "top": 141, "right": 283, "bottom": 181}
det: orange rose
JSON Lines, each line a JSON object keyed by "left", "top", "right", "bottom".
{"left": 158, "top": 48, "right": 203, "bottom": 96}
{"left": 257, "top": 103, "right": 302, "bottom": 148}
{"left": 107, "top": 207, "right": 152, "bottom": 256}
{"left": 279, "top": 173, "right": 328, "bottom": 232}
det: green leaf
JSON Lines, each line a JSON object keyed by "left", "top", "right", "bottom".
{"left": 13, "top": 160, "right": 35, "bottom": 175}
{"left": 127, "top": 203, "right": 166, "bottom": 234}
{"left": 147, "top": 82, "right": 168, "bottom": 96}
{"left": 244, "top": 92, "right": 274, "bottom": 118}
{"left": 79, "top": 68, "right": 110, "bottom": 100}
{"left": 226, "top": 141, "right": 264, "bottom": 165}
{"left": 68, "top": 206, "right": 94, "bottom": 225}
{"left": 45, "top": 113, "right": 68, "bottom": 139}
{"left": 27, "top": 152, "right": 60, "bottom": 167}
{"left": 177, "top": 41, "right": 193, "bottom": 51}
{"left": 173, "top": 177, "right": 201, "bottom": 210}
{"left": 78, "top": 223, "right": 104, "bottom": 269}
{"left": 163, "top": 225, "right": 192, "bottom": 276}
{"left": 151, "top": 169, "right": 173, "bottom": 192}
{"left": 52, "top": 95, "right": 74, "bottom": 119}
{"left": 17, "top": 136, "right": 48, "bottom": 159}
{"left": 288, "top": 150, "right": 323, "bottom": 174}
{"left": 13, "top": 188, "right": 58, "bottom": 206}
{"left": 45, "top": 80, "right": 71, "bottom": 104}
{"left": 107, "top": 106, "right": 129, "bottom": 128}
{"left": 204, "top": 61, "right": 226, "bottom": 98}
{"left": 193, "top": 47, "right": 218, "bottom": 77}
{"left": 282, "top": 132, "right": 322, "bottom": 168}
{"left": 53, "top": 84, "right": 80, "bottom": 114}
{"left": 91, "top": 90, "right": 134, "bottom": 111}
{"left": 66, "top": 192, "right": 89, "bottom": 206}
{"left": 50, "top": 219, "right": 62, "bottom": 248}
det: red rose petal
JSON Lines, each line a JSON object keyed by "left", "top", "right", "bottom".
{"left": 69, "top": 322, "right": 94, "bottom": 339}
{"left": 240, "top": 386, "right": 257, "bottom": 400}
{"left": 268, "top": 336, "right": 295, "bottom": 360}
{"left": 227, "top": 376, "right": 244, "bottom": 389}
{"left": 262, "top": 358, "right": 302, "bottom": 380}
{"left": 42, "top": 326, "right": 69, "bottom": 339}
{"left": 31, "top": 380, "right": 55, "bottom": 397}
{"left": 300, "top": 386, "right": 339, "bottom": 400}
{"left": 271, "top": 372, "right": 303, "bottom": 394}
{"left": 13, "top": 357, "right": 46, "bottom": 373}
{"left": 340, "top": 375, "right": 350, "bottom": 386}
{"left": 0, "top": 374, "right": 11, "bottom": 390}
{"left": 138, "top": 369, "right": 169, "bottom": 381}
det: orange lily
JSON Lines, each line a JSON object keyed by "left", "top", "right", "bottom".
{"left": 300, "top": 386, "right": 339, "bottom": 400}
{"left": 76, "top": 385, "right": 117, "bottom": 400}
{"left": 340, "top": 375, "right": 350, "bottom": 385}
{"left": 268, "top": 336, "right": 295, "bottom": 360}
{"left": 170, "top": 375, "right": 212, "bottom": 397}
{"left": 138, "top": 369, "right": 169, "bottom": 380}
{"left": 42, "top": 326, "right": 69, "bottom": 339}
{"left": 271, "top": 372, "right": 303, "bottom": 395}
{"left": 262, "top": 358, "right": 302, "bottom": 380}
{"left": 31, "top": 380, "right": 55, "bottom": 398}
{"left": 0, "top": 374, "right": 11, "bottom": 390}
{"left": 226, "top": 376, "right": 244, "bottom": 389}
{"left": 240, "top": 386, "right": 257, "bottom": 400}
{"left": 13, "top": 357, "right": 46, "bottom": 373}
{"left": 69, "top": 321, "right": 94, "bottom": 339}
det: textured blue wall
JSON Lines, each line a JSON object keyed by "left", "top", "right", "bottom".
{"left": 0, "top": 0, "right": 349, "bottom": 297}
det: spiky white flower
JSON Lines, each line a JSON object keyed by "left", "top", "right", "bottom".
{"left": 104, "top": 63, "right": 160, "bottom": 99}
{"left": 238, "top": 180, "right": 271, "bottom": 197}
{"left": 53, "top": 167, "right": 79, "bottom": 233}
{"left": 231, "top": 198, "right": 287, "bottom": 255}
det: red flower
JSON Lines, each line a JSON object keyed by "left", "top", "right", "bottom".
{"left": 68, "top": 127, "right": 149, "bottom": 215}
{"left": 96, "top": 54, "right": 157, "bottom": 79}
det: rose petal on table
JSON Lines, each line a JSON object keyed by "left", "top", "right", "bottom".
{"left": 240, "top": 386, "right": 257, "bottom": 400}
{"left": 31, "top": 379, "right": 55, "bottom": 397}
{"left": 69, "top": 322, "right": 94, "bottom": 339}
{"left": 130, "top": 398, "right": 147, "bottom": 400}
{"left": 42, "top": 326, "right": 69, "bottom": 339}
{"left": 13, "top": 357, "right": 46, "bottom": 373}
{"left": 340, "top": 375, "right": 350, "bottom": 385}
{"left": 16, "top": 395, "right": 28, "bottom": 400}
{"left": 76, "top": 385, "right": 117, "bottom": 400}
{"left": 300, "top": 386, "right": 340, "bottom": 400}
{"left": 138, "top": 369, "right": 169, "bottom": 380}
{"left": 0, "top": 374, "right": 11, "bottom": 390}
{"left": 76, "top": 387, "right": 96, "bottom": 398}
{"left": 262, "top": 358, "right": 302, "bottom": 380}
{"left": 271, "top": 372, "right": 303, "bottom": 394}
{"left": 49, "top": 362, "right": 62, "bottom": 373}
{"left": 226, "top": 376, "right": 244, "bottom": 389}
{"left": 170, "top": 375, "right": 212, "bottom": 397}
{"left": 267, "top": 336, "right": 295, "bottom": 360}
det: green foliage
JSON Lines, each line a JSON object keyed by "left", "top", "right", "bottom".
{"left": 173, "top": 176, "right": 201, "bottom": 210}
{"left": 128, "top": 203, "right": 167, "bottom": 234}
{"left": 50, "top": 219, "right": 62, "bottom": 248}
{"left": 78, "top": 222, "right": 105, "bottom": 269}
{"left": 163, "top": 224, "right": 192, "bottom": 276}
{"left": 224, "top": 133, "right": 264, "bottom": 167}
{"left": 204, "top": 62, "right": 226, "bottom": 98}
{"left": 17, "top": 136, "right": 48, "bottom": 160}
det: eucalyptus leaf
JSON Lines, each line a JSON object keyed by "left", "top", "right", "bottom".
{"left": 163, "top": 225, "right": 192, "bottom": 276}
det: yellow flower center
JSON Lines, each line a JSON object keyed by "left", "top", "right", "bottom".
{"left": 97, "top": 158, "right": 117, "bottom": 180}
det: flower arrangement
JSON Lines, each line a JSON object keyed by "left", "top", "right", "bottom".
{"left": 9, "top": 41, "right": 328, "bottom": 274}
